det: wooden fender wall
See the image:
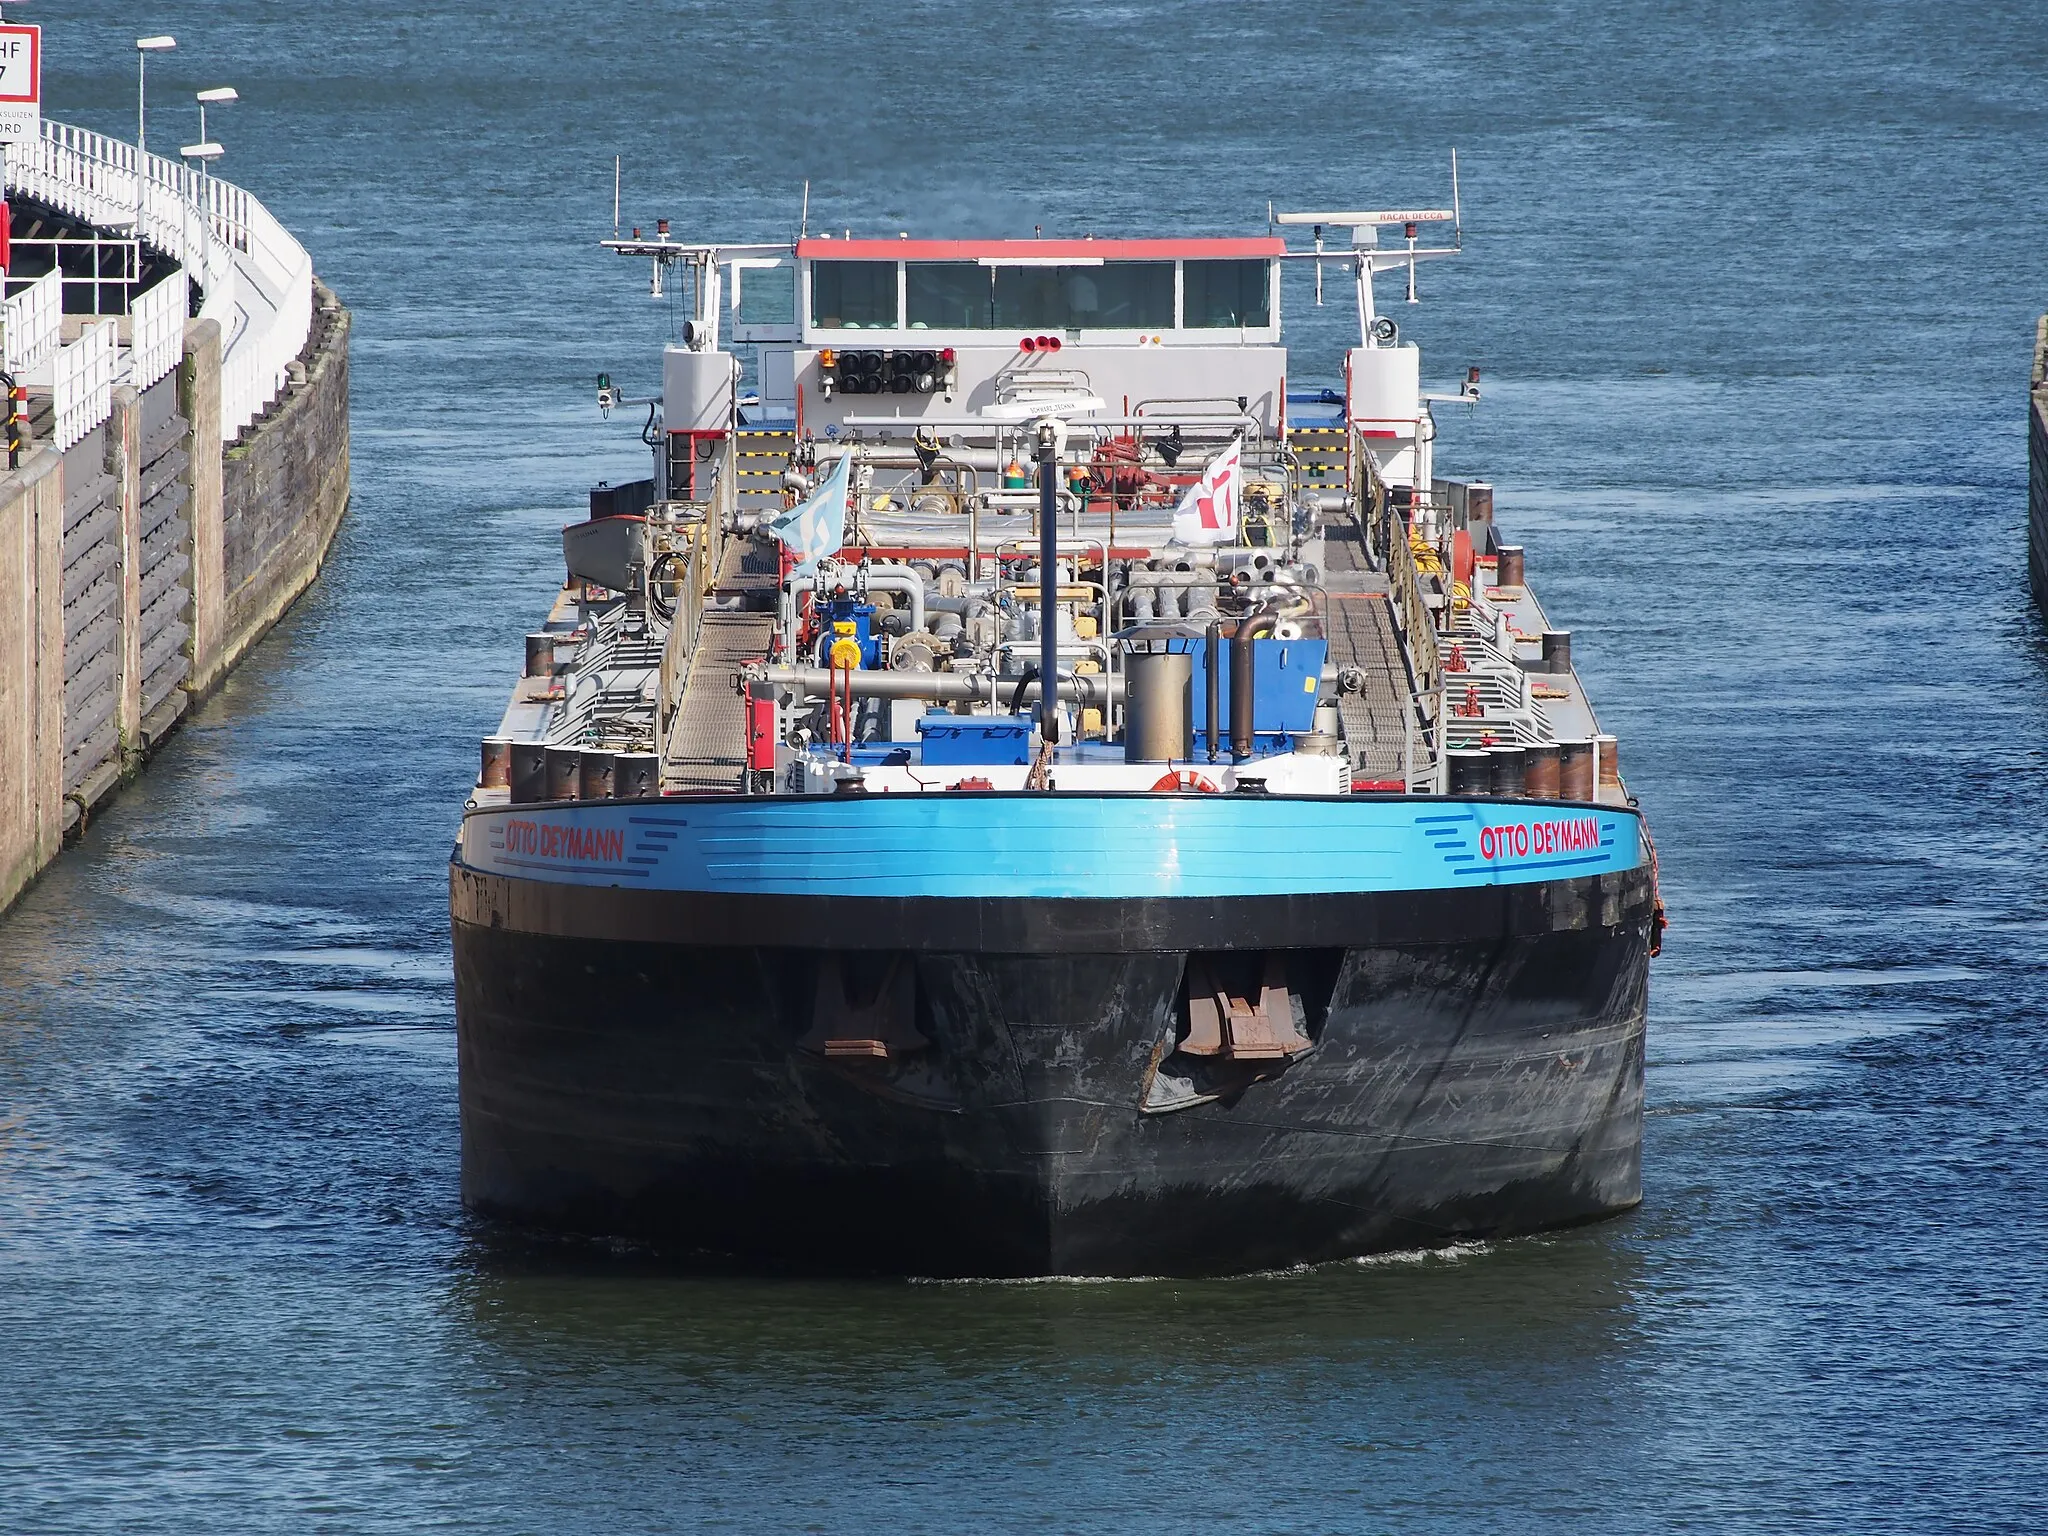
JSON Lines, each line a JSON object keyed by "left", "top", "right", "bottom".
{"left": 0, "top": 281, "right": 351, "bottom": 913}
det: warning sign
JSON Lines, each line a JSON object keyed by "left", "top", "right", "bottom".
{"left": 0, "top": 25, "right": 41, "bottom": 146}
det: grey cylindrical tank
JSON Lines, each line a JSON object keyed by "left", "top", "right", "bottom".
{"left": 615, "top": 752, "right": 661, "bottom": 799}
{"left": 544, "top": 746, "right": 581, "bottom": 802}
{"left": 1124, "top": 651, "right": 1194, "bottom": 763}
{"left": 578, "top": 750, "right": 616, "bottom": 801}
{"left": 509, "top": 742, "right": 547, "bottom": 805}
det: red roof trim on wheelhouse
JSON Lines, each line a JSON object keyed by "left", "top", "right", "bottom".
{"left": 794, "top": 237, "right": 1285, "bottom": 261}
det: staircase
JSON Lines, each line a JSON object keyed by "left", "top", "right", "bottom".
{"left": 733, "top": 428, "right": 794, "bottom": 519}
{"left": 1288, "top": 424, "right": 1349, "bottom": 493}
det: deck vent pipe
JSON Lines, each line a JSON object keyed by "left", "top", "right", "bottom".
{"left": 1558, "top": 739, "right": 1595, "bottom": 801}
{"left": 1496, "top": 546, "right": 1526, "bottom": 588}
{"left": 1205, "top": 622, "right": 1222, "bottom": 762}
{"left": 578, "top": 750, "right": 617, "bottom": 801}
{"left": 1448, "top": 749, "right": 1491, "bottom": 796}
{"left": 1231, "top": 605, "right": 1283, "bottom": 759}
{"left": 1541, "top": 630, "right": 1572, "bottom": 673}
{"left": 544, "top": 747, "right": 581, "bottom": 802}
{"left": 1488, "top": 745, "right": 1527, "bottom": 797}
{"left": 1123, "top": 651, "right": 1194, "bottom": 764}
{"left": 1522, "top": 742, "right": 1562, "bottom": 799}
{"left": 615, "top": 753, "right": 660, "bottom": 799}
{"left": 509, "top": 742, "right": 548, "bottom": 804}
{"left": 479, "top": 737, "right": 512, "bottom": 789}
{"left": 525, "top": 633, "right": 556, "bottom": 677}
{"left": 1595, "top": 734, "right": 1622, "bottom": 792}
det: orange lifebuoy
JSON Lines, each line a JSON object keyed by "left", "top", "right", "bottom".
{"left": 1151, "top": 769, "right": 1220, "bottom": 794}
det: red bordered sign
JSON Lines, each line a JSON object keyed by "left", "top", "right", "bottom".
{"left": 0, "top": 24, "right": 41, "bottom": 145}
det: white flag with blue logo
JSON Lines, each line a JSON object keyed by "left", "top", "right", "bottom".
{"left": 769, "top": 451, "right": 851, "bottom": 572}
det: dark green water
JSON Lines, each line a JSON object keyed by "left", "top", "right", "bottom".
{"left": 3, "top": 2, "right": 2046, "bottom": 1529}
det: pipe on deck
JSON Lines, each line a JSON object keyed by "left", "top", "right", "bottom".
{"left": 747, "top": 666, "right": 1123, "bottom": 708}
{"left": 787, "top": 564, "right": 926, "bottom": 634}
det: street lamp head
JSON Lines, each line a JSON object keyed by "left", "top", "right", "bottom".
{"left": 180, "top": 142, "right": 224, "bottom": 162}
{"left": 197, "top": 88, "right": 239, "bottom": 104}
{"left": 136, "top": 35, "right": 176, "bottom": 51}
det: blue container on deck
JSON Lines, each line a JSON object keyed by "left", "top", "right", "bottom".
{"left": 1189, "top": 638, "right": 1328, "bottom": 738}
{"left": 917, "top": 713, "right": 1035, "bottom": 766}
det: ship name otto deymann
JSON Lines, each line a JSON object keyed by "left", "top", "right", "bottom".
{"left": 449, "top": 189, "right": 1664, "bottom": 1276}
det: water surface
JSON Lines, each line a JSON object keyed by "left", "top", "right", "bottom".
{"left": 4, "top": 3, "right": 2046, "bottom": 1530}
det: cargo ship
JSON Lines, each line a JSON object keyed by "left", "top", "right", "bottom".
{"left": 449, "top": 199, "right": 1664, "bottom": 1276}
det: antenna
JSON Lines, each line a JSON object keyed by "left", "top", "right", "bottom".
{"left": 1266, "top": 199, "right": 1274, "bottom": 235}
{"left": 613, "top": 156, "right": 621, "bottom": 240}
{"left": 799, "top": 180, "right": 810, "bottom": 241}
{"left": 1451, "top": 148, "right": 1462, "bottom": 247}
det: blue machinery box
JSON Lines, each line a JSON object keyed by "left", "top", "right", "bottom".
{"left": 917, "top": 713, "right": 1036, "bottom": 766}
{"left": 1189, "top": 638, "right": 1327, "bottom": 736}
{"left": 911, "top": 641, "right": 1326, "bottom": 764}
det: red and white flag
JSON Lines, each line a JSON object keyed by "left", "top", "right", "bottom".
{"left": 1172, "top": 435, "right": 1242, "bottom": 547}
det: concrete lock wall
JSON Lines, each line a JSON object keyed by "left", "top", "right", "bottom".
{"left": 0, "top": 284, "right": 351, "bottom": 914}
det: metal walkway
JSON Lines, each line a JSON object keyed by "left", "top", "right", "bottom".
{"left": 661, "top": 540, "right": 778, "bottom": 792}
{"left": 1319, "top": 509, "right": 1417, "bottom": 785}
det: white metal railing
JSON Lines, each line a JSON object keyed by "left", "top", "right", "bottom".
{"left": 54, "top": 319, "right": 119, "bottom": 454}
{"left": 5, "top": 118, "right": 315, "bottom": 444}
{"left": 2, "top": 268, "right": 63, "bottom": 375}
{"left": 129, "top": 269, "right": 189, "bottom": 392}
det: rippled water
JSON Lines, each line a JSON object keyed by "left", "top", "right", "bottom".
{"left": 4, "top": 3, "right": 2046, "bottom": 1529}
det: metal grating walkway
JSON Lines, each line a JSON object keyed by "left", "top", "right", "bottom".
{"left": 662, "top": 540, "right": 776, "bottom": 792}
{"left": 1318, "top": 509, "right": 1416, "bottom": 783}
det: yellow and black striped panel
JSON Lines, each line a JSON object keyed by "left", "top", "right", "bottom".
{"left": 1290, "top": 426, "right": 1350, "bottom": 484}
{"left": 734, "top": 430, "right": 796, "bottom": 507}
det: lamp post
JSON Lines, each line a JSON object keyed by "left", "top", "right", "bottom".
{"left": 178, "top": 139, "right": 221, "bottom": 298}
{"left": 135, "top": 36, "right": 175, "bottom": 250}
{"left": 136, "top": 36, "right": 176, "bottom": 155}
{"left": 194, "top": 89, "right": 236, "bottom": 246}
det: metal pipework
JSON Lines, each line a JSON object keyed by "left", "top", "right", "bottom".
{"left": 746, "top": 666, "right": 1123, "bottom": 708}
{"left": 844, "top": 448, "right": 1004, "bottom": 473}
{"left": 787, "top": 564, "right": 926, "bottom": 634}
{"left": 1205, "top": 621, "right": 1222, "bottom": 763}
{"left": 1231, "top": 603, "right": 1284, "bottom": 760}
{"left": 1035, "top": 426, "right": 1061, "bottom": 746}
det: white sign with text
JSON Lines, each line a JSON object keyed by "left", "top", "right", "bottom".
{"left": 0, "top": 26, "right": 41, "bottom": 146}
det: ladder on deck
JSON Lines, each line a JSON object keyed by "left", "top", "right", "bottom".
{"left": 733, "top": 428, "right": 794, "bottom": 519}
{"left": 1288, "top": 425, "right": 1349, "bottom": 492}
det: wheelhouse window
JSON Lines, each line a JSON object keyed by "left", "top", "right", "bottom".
{"left": 1183, "top": 259, "right": 1272, "bottom": 328}
{"left": 992, "top": 262, "right": 1174, "bottom": 330}
{"left": 738, "top": 264, "right": 795, "bottom": 327}
{"left": 907, "top": 263, "right": 994, "bottom": 329}
{"left": 811, "top": 261, "right": 899, "bottom": 329}
{"left": 1080, "top": 262, "right": 1174, "bottom": 328}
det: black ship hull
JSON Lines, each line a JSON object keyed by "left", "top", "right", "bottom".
{"left": 451, "top": 861, "right": 1653, "bottom": 1277}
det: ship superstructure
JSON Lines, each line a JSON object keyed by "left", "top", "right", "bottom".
{"left": 449, "top": 202, "right": 1662, "bottom": 1276}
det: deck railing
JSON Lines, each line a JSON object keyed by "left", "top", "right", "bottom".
{"left": 54, "top": 318, "right": 119, "bottom": 453}
{"left": 129, "top": 270, "right": 190, "bottom": 394}
{"left": 1357, "top": 435, "right": 1446, "bottom": 791}
{"left": 1, "top": 268, "right": 63, "bottom": 376}
{"left": 5, "top": 118, "right": 314, "bottom": 445}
